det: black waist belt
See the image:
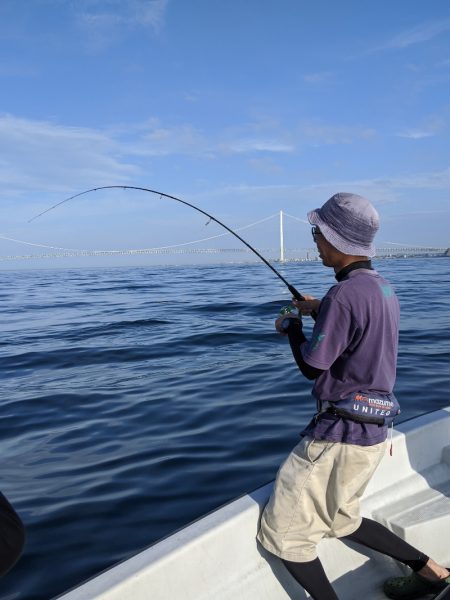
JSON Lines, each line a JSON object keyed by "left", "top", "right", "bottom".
{"left": 325, "top": 406, "right": 385, "bottom": 425}
{"left": 320, "top": 391, "right": 400, "bottom": 427}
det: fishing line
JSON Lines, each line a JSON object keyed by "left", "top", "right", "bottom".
{"left": 28, "top": 185, "right": 306, "bottom": 300}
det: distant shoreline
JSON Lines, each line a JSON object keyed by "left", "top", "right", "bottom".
{"left": 0, "top": 252, "right": 449, "bottom": 273}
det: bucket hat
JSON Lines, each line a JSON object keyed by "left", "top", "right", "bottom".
{"left": 308, "top": 192, "right": 379, "bottom": 257}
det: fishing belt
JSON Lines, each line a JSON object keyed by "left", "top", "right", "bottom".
{"left": 318, "top": 391, "right": 401, "bottom": 426}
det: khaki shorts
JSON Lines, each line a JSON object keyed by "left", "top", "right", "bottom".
{"left": 257, "top": 436, "right": 386, "bottom": 562}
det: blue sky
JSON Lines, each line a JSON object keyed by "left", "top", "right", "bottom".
{"left": 1, "top": 0, "right": 450, "bottom": 268}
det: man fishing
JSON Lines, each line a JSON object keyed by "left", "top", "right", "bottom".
{"left": 257, "top": 192, "right": 450, "bottom": 600}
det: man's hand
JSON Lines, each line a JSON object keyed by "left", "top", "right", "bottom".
{"left": 275, "top": 313, "right": 301, "bottom": 336}
{"left": 292, "top": 295, "right": 321, "bottom": 317}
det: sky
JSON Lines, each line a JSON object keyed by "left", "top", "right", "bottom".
{"left": 1, "top": 0, "right": 450, "bottom": 268}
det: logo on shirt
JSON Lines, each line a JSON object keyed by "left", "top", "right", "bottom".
{"left": 380, "top": 284, "right": 393, "bottom": 298}
{"left": 311, "top": 332, "right": 325, "bottom": 351}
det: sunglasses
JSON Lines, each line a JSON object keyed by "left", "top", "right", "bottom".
{"left": 311, "top": 226, "right": 323, "bottom": 238}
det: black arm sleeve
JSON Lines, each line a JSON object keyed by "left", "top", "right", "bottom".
{"left": 286, "top": 321, "right": 324, "bottom": 380}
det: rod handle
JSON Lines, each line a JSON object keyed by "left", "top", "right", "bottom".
{"left": 288, "top": 285, "right": 304, "bottom": 301}
{"left": 288, "top": 285, "right": 318, "bottom": 321}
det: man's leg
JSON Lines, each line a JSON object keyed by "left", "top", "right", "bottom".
{"left": 259, "top": 439, "right": 386, "bottom": 599}
{"left": 282, "top": 557, "right": 340, "bottom": 600}
{"left": 344, "top": 518, "right": 449, "bottom": 598}
{"left": 344, "top": 518, "right": 429, "bottom": 570}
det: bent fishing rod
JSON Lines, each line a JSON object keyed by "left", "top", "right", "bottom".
{"left": 28, "top": 185, "right": 305, "bottom": 301}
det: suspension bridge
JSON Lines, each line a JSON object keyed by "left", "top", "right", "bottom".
{"left": 0, "top": 211, "right": 448, "bottom": 262}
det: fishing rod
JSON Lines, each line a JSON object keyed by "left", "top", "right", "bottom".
{"left": 28, "top": 185, "right": 305, "bottom": 301}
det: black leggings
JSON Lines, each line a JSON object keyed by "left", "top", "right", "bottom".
{"left": 282, "top": 517, "right": 429, "bottom": 600}
{"left": 0, "top": 492, "right": 26, "bottom": 577}
{"left": 345, "top": 518, "right": 428, "bottom": 571}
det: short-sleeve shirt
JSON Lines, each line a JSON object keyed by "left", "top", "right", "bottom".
{"left": 301, "top": 268, "right": 400, "bottom": 446}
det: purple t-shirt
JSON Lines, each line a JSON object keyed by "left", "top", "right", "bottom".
{"left": 301, "top": 268, "right": 400, "bottom": 446}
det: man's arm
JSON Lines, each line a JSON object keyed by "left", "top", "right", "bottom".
{"left": 276, "top": 315, "right": 324, "bottom": 380}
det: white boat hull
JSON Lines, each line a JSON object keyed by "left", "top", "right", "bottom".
{"left": 56, "top": 407, "right": 450, "bottom": 599}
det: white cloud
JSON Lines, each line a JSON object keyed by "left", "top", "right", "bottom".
{"left": 381, "top": 19, "right": 450, "bottom": 50}
{"left": 299, "top": 122, "right": 377, "bottom": 145}
{"left": 119, "top": 116, "right": 377, "bottom": 159}
{"left": 202, "top": 166, "right": 450, "bottom": 207}
{"left": 74, "top": 0, "right": 168, "bottom": 48}
{"left": 394, "top": 167, "right": 450, "bottom": 190}
{"left": 324, "top": 167, "right": 450, "bottom": 203}
{"left": 0, "top": 114, "right": 138, "bottom": 198}
{"left": 0, "top": 114, "right": 220, "bottom": 204}
{"left": 140, "top": 123, "right": 212, "bottom": 157}
{"left": 115, "top": 121, "right": 298, "bottom": 157}
{"left": 0, "top": 112, "right": 237, "bottom": 200}
{"left": 220, "top": 139, "right": 295, "bottom": 153}
{"left": 216, "top": 117, "right": 295, "bottom": 155}
{"left": 397, "top": 130, "right": 434, "bottom": 140}
{"left": 0, "top": 112, "right": 385, "bottom": 207}
{"left": 106, "top": 118, "right": 214, "bottom": 158}
{"left": 4, "top": 111, "right": 449, "bottom": 215}
{"left": 303, "top": 72, "right": 335, "bottom": 84}
{"left": 396, "top": 115, "right": 447, "bottom": 140}
{"left": 247, "top": 157, "right": 284, "bottom": 174}
{"left": 76, "top": 0, "right": 168, "bottom": 31}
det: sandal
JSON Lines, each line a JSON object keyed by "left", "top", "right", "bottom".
{"left": 383, "top": 570, "right": 450, "bottom": 599}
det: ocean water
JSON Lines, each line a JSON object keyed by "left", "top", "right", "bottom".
{"left": 1, "top": 257, "right": 449, "bottom": 600}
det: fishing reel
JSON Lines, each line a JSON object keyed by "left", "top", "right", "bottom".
{"left": 279, "top": 305, "right": 298, "bottom": 332}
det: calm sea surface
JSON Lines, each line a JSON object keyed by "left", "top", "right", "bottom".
{"left": 1, "top": 258, "right": 449, "bottom": 599}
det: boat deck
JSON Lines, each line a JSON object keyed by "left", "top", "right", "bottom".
{"left": 57, "top": 408, "right": 450, "bottom": 599}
